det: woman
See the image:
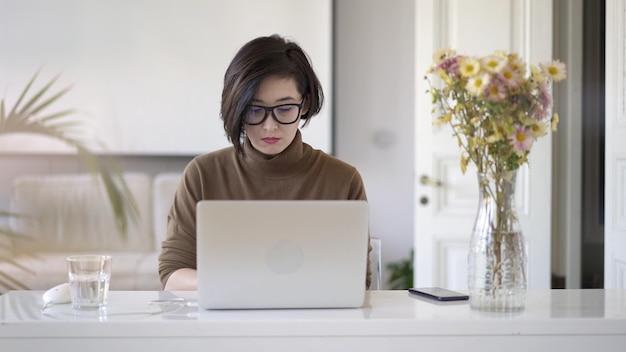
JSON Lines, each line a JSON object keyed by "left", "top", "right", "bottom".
{"left": 158, "top": 35, "right": 370, "bottom": 290}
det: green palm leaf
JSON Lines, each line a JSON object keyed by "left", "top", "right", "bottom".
{"left": 1, "top": 72, "right": 139, "bottom": 291}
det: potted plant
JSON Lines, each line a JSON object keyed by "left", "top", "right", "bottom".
{"left": 386, "top": 249, "right": 414, "bottom": 290}
{"left": 0, "top": 72, "right": 138, "bottom": 290}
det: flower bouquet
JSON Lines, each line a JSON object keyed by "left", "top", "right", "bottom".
{"left": 425, "top": 48, "right": 566, "bottom": 311}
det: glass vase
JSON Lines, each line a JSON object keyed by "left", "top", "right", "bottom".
{"left": 467, "top": 170, "right": 527, "bottom": 312}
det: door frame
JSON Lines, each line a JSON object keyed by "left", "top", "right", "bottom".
{"left": 552, "top": 0, "right": 584, "bottom": 288}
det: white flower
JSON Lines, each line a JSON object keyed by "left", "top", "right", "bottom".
{"left": 466, "top": 73, "right": 490, "bottom": 96}
{"left": 481, "top": 55, "right": 506, "bottom": 73}
{"left": 459, "top": 57, "right": 481, "bottom": 77}
{"left": 540, "top": 60, "right": 567, "bottom": 81}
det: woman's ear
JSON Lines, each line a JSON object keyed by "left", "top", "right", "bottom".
{"left": 301, "top": 94, "right": 311, "bottom": 116}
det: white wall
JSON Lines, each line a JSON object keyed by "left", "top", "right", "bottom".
{"left": 334, "top": 0, "right": 416, "bottom": 287}
{"left": 0, "top": 0, "right": 416, "bottom": 289}
{"left": 0, "top": 0, "right": 332, "bottom": 155}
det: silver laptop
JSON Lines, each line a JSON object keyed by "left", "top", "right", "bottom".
{"left": 196, "top": 200, "right": 369, "bottom": 310}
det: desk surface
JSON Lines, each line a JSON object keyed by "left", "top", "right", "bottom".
{"left": 2, "top": 290, "right": 626, "bottom": 351}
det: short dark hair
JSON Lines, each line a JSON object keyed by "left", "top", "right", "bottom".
{"left": 220, "top": 35, "right": 324, "bottom": 154}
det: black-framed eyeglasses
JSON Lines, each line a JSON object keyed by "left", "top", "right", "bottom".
{"left": 244, "top": 100, "right": 305, "bottom": 125}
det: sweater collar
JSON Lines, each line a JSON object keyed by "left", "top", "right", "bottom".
{"left": 241, "top": 130, "right": 307, "bottom": 178}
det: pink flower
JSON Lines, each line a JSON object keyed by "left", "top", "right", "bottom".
{"left": 498, "top": 68, "right": 522, "bottom": 90}
{"left": 509, "top": 125, "right": 534, "bottom": 155}
{"left": 437, "top": 56, "right": 461, "bottom": 75}
{"left": 529, "top": 104, "right": 549, "bottom": 121}
{"left": 538, "top": 82, "right": 553, "bottom": 110}
{"left": 485, "top": 78, "right": 507, "bottom": 102}
{"left": 528, "top": 83, "right": 553, "bottom": 121}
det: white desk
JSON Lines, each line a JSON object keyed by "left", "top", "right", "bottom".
{"left": 1, "top": 290, "right": 625, "bottom": 351}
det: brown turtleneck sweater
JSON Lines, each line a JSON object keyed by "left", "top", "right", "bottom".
{"left": 158, "top": 131, "right": 370, "bottom": 288}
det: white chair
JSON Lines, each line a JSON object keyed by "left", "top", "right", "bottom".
{"left": 369, "top": 236, "right": 382, "bottom": 290}
{"left": 152, "top": 172, "right": 183, "bottom": 246}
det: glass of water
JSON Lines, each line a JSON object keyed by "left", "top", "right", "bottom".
{"left": 66, "top": 255, "right": 112, "bottom": 310}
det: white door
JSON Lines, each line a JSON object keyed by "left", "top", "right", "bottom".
{"left": 604, "top": 0, "right": 626, "bottom": 289}
{"left": 414, "top": 0, "right": 553, "bottom": 289}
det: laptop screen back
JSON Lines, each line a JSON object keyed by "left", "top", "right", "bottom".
{"left": 196, "top": 200, "right": 369, "bottom": 309}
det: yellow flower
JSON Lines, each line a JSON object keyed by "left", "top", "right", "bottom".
{"left": 433, "top": 48, "right": 456, "bottom": 64}
{"left": 528, "top": 120, "right": 548, "bottom": 137}
{"left": 551, "top": 113, "right": 559, "bottom": 131}
{"left": 530, "top": 66, "right": 545, "bottom": 83}
{"left": 459, "top": 57, "right": 481, "bottom": 77}
{"left": 486, "top": 134, "right": 502, "bottom": 143}
{"left": 430, "top": 91, "right": 437, "bottom": 103}
{"left": 461, "top": 155, "right": 469, "bottom": 174}
{"left": 437, "top": 69, "right": 453, "bottom": 84}
{"left": 434, "top": 114, "right": 452, "bottom": 125}
{"left": 493, "top": 50, "right": 508, "bottom": 59}
{"left": 508, "top": 54, "right": 527, "bottom": 76}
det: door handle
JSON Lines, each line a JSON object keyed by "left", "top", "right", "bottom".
{"left": 420, "top": 175, "right": 442, "bottom": 187}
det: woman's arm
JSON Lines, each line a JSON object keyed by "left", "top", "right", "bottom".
{"left": 159, "top": 160, "right": 202, "bottom": 289}
{"left": 163, "top": 268, "right": 198, "bottom": 291}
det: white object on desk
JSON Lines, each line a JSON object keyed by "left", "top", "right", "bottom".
{"left": 1, "top": 290, "right": 625, "bottom": 352}
{"left": 41, "top": 283, "right": 71, "bottom": 310}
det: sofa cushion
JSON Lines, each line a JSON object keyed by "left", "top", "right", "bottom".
{"left": 9, "top": 173, "right": 153, "bottom": 252}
